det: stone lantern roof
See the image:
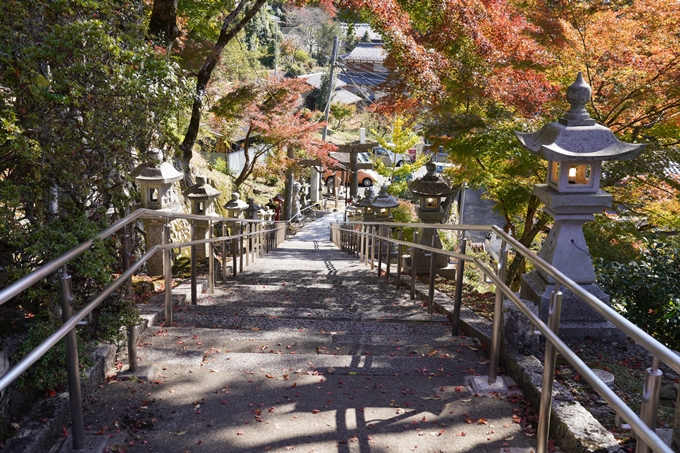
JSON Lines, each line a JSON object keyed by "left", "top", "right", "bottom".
{"left": 132, "top": 149, "right": 183, "bottom": 184}
{"left": 183, "top": 176, "right": 221, "bottom": 201}
{"left": 408, "top": 160, "right": 458, "bottom": 197}
{"left": 356, "top": 187, "right": 376, "bottom": 209}
{"left": 515, "top": 73, "right": 646, "bottom": 162}
{"left": 372, "top": 185, "right": 399, "bottom": 210}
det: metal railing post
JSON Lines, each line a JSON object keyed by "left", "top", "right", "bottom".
{"left": 428, "top": 233, "right": 436, "bottom": 314}
{"left": 636, "top": 357, "right": 663, "bottom": 453}
{"left": 396, "top": 229, "right": 403, "bottom": 288}
{"left": 452, "top": 237, "right": 467, "bottom": 335}
{"left": 208, "top": 220, "right": 214, "bottom": 294}
{"left": 488, "top": 246, "right": 508, "bottom": 383}
{"left": 122, "top": 222, "right": 137, "bottom": 373}
{"left": 239, "top": 222, "right": 244, "bottom": 273}
{"left": 370, "top": 226, "right": 375, "bottom": 270}
{"left": 358, "top": 224, "right": 364, "bottom": 261}
{"left": 163, "top": 219, "right": 173, "bottom": 326}
{"left": 232, "top": 223, "right": 238, "bottom": 278}
{"left": 190, "top": 221, "right": 197, "bottom": 305}
{"left": 60, "top": 266, "right": 84, "bottom": 450}
{"left": 221, "top": 223, "right": 227, "bottom": 282}
{"left": 377, "top": 226, "right": 383, "bottom": 277}
{"left": 536, "top": 287, "right": 562, "bottom": 453}
{"left": 385, "top": 226, "right": 392, "bottom": 282}
{"left": 410, "top": 231, "right": 419, "bottom": 300}
{"left": 362, "top": 225, "right": 368, "bottom": 263}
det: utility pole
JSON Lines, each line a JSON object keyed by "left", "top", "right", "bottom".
{"left": 322, "top": 36, "right": 339, "bottom": 141}
{"left": 310, "top": 36, "right": 339, "bottom": 205}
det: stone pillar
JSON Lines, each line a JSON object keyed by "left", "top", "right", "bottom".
{"left": 309, "top": 170, "right": 320, "bottom": 203}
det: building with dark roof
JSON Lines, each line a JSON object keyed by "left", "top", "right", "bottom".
{"left": 338, "top": 42, "right": 389, "bottom": 101}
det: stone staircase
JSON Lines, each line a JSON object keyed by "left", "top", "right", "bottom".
{"left": 50, "top": 213, "right": 539, "bottom": 453}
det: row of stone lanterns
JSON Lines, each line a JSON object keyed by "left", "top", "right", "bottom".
{"left": 352, "top": 185, "right": 400, "bottom": 222}
{"left": 224, "top": 193, "right": 276, "bottom": 221}
{"left": 131, "top": 150, "right": 276, "bottom": 276}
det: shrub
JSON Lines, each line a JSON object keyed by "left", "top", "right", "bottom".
{"left": 596, "top": 240, "right": 680, "bottom": 350}
{"left": 6, "top": 210, "right": 139, "bottom": 393}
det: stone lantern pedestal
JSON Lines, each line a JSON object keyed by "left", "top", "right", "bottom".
{"left": 131, "top": 149, "right": 184, "bottom": 276}
{"left": 183, "top": 176, "right": 221, "bottom": 259}
{"left": 515, "top": 73, "right": 646, "bottom": 341}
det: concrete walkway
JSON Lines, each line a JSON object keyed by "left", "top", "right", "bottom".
{"left": 51, "top": 213, "right": 538, "bottom": 453}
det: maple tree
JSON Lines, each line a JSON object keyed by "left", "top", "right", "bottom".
{"left": 148, "top": 0, "right": 336, "bottom": 165}
{"left": 539, "top": 0, "right": 680, "bottom": 235}
{"left": 337, "top": 0, "right": 680, "bottom": 284}
{"left": 209, "top": 76, "right": 335, "bottom": 188}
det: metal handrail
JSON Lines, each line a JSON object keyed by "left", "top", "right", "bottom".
{"left": 330, "top": 221, "right": 678, "bottom": 453}
{"left": 0, "top": 220, "right": 283, "bottom": 392}
{"left": 0, "top": 209, "right": 147, "bottom": 306}
{"left": 0, "top": 210, "right": 286, "bottom": 451}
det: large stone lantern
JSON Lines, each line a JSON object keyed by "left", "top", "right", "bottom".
{"left": 407, "top": 159, "right": 458, "bottom": 270}
{"left": 372, "top": 185, "right": 399, "bottom": 221}
{"left": 131, "top": 149, "right": 183, "bottom": 276}
{"left": 183, "top": 176, "right": 221, "bottom": 259}
{"left": 515, "top": 72, "right": 646, "bottom": 340}
{"left": 224, "top": 193, "right": 248, "bottom": 219}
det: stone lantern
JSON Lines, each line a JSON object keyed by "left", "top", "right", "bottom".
{"left": 244, "top": 198, "right": 263, "bottom": 220}
{"left": 356, "top": 187, "right": 376, "bottom": 221}
{"left": 372, "top": 185, "right": 399, "bottom": 221}
{"left": 407, "top": 159, "right": 459, "bottom": 271}
{"left": 183, "top": 175, "right": 221, "bottom": 259}
{"left": 515, "top": 72, "right": 646, "bottom": 340}
{"left": 224, "top": 193, "right": 248, "bottom": 219}
{"left": 185, "top": 176, "right": 221, "bottom": 216}
{"left": 133, "top": 149, "right": 183, "bottom": 211}
{"left": 131, "top": 149, "right": 183, "bottom": 276}
{"left": 262, "top": 206, "right": 275, "bottom": 221}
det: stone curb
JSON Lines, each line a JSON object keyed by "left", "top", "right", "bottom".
{"left": 5, "top": 345, "right": 116, "bottom": 453}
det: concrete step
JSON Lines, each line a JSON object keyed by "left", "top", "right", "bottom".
{"left": 136, "top": 326, "right": 482, "bottom": 358}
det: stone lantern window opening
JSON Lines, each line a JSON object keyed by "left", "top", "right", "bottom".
{"left": 198, "top": 201, "right": 204, "bottom": 214}
{"left": 150, "top": 188, "right": 158, "bottom": 203}
{"left": 547, "top": 160, "right": 601, "bottom": 193}
{"left": 424, "top": 196, "right": 439, "bottom": 211}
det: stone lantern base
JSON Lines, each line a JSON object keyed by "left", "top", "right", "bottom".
{"left": 520, "top": 271, "right": 626, "bottom": 342}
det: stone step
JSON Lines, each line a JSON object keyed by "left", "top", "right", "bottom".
{"left": 137, "top": 326, "right": 482, "bottom": 358}
{"left": 171, "top": 304, "right": 446, "bottom": 323}
{"left": 134, "top": 347, "right": 486, "bottom": 379}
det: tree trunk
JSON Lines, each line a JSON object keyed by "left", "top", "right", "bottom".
{"left": 148, "top": 0, "right": 180, "bottom": 45}
{"left": 179, "top": 0, "right": 268, "bottom": 164}
{"left": 505, "top": 196, "right": 550, "bottom": 289}
{"left": 233, "top": 127, "right": 254, "bottom": 188}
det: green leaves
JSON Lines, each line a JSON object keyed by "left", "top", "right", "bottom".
{"left": 596, "top": 241, "right": 680, "bottom": 350}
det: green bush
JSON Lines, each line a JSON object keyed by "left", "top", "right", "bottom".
{"left": 6, "top": 210, "right": 139, "bottom": 393}
{"left": 391, "top": 200, "right": 417, "bottom": 242}
{"left": 596, "top": 240, "right": 680, "bottom": 350}
{"left": 17, "top": 313, "right": 92, "bottom": 394}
